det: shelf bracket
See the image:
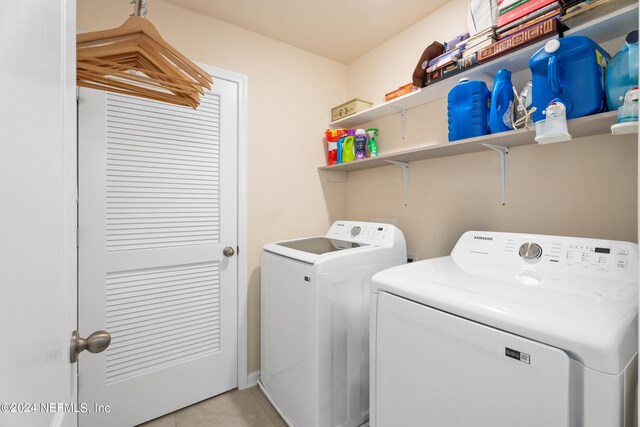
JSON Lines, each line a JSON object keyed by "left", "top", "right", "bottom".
{"left": 385, "top": 160, "right": 409, "bottom": 206}
{"left": 391, "top": 107, "right": 408, "bottom": 139}
{"left": 481, "top": 143, "right": 508, "bottom": 206}
{"left": 400, "top": 109, "right": 407, "bottom": 140}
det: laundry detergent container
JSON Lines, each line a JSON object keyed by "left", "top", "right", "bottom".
{"left": 606, "top": 30, "right": 639, "bottom": 111}
{"left": 529, "top": 37, "right": 610, "bottom": 122}
{"left": 448, "top": 78, "right": 491, "bottom": 141}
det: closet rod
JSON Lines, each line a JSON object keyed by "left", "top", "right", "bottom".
{"left": 131, "top": 0, "right": 148, "bottom": 17}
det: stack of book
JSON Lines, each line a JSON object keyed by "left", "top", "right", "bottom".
{"left": 423, "top": 33, "right": 469, "bottom": 78}
{"left": 424, "top": 48, "right": 464, "bottom": 76}
{"left": 498, "top": 0, "right": 558, "bottom": 27}
{"left": 443, "top": 32, "right": 470, "bottom": 52}
{"left": 425, "top": 55, "right": 481, "bottom": 85}
{"left": 424, "top": 31, "right": 486, "bottom": 86}
{"left": 476, "top": 0, "right": 566, "bottom": 63}
{"left": 462, "top": 28, "right": 497, "bottom": 59}
{"left": 497, "top": 2, "right": 563, "bottom": 38}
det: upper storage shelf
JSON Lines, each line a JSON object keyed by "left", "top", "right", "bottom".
{"left": 329, "top": 3, "right": 638, "bottom": 129}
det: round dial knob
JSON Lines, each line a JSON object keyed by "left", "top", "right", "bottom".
{"left": 351, "top": 226, "right": 361, "bottom": 237}
{"left": 519, "top": 243, "right": 543, "bottom": 261}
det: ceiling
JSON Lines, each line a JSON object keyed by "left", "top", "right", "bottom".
{"left": 165, "top": 0, "right": 451, "bottom": 63}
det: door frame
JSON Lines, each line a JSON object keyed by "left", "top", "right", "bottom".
{"left": 197, "top": 64, "right": 250, "bottom": 389}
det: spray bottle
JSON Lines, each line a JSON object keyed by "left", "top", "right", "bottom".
{"left": 366, "top": 128, "right": 379, "bottom": 157}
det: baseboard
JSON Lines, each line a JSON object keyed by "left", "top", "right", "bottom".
{"left": 258, "top": 378, "right": 294, "bottom": 427}
{"left": 245, "top": 370, "right": 260, "bottom": 388}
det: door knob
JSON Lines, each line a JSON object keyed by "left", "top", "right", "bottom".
{"left": 70, "top": 330, "right": 111, "bottom": 363}
{"left": 223, "top": 246, "right": 235, "bottom": 257}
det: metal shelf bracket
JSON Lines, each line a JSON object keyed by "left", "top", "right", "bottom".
{"left": 480, "top": 143, "right": 509, "bottom": 206}
{"left": 385, "top": 160, "right": 409, "bottom": 206}
{"left": 391, "top": 107, "right": 408, "bottom": 140}
{"left": 400, "top": 109, "right": 407, "bottom": 140}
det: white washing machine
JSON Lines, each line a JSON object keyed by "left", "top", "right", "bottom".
{"left": 370, "top": 231, "right": 638, "bottom": 427}
{"left": 259, "top": 221, "right": 407, "bottom": 427}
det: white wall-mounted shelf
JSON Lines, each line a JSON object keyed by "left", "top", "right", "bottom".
{"left": 329, "top": 3, "right": 638, "bottom": 130}
{"left": 319, "top": 111, "right": 619, "bottom": 172}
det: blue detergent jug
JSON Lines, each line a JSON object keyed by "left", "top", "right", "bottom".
{"left": 529, "top": 37, "right": 610, "bottom": 122}
{"left": 489, "top": 69, "right": 515, "bottom": 133}
{"left": 606, "top": 30, "right": 639, "bottom": 111}
{"left": 448, "top": 78, "right": 491, "bottom": 141}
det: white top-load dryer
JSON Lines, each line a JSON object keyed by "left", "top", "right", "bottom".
{"left": 370, "top": 231, "right": 638, "bottom": 427}
{"left": 259, "top": 221, "right": 406, "bottom": 427}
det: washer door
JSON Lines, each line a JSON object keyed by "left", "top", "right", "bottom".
{"left": 374, "top": 292, "right": 571, "bottom": 427}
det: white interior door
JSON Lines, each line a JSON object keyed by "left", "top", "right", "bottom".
{"left": 78, "top": 73, "right": 239, "bottom": 426}
{"left": 0, "top": 1, "right": 77, "bottom": 427}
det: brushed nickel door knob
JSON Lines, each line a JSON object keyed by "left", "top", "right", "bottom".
{"left": 223, "top": 246, "right": 235, "bottom": 257}
{"left": 70, "top": 330, "right": 111, "bottom": 363}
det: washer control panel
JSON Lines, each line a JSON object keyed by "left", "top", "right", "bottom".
{"left": 563, "top": 244, "right": 629, "bottom": 272}
{"left": 326, "top": 221, "right": 395, "bottom": 245}
{"left": 452, "top": 231, "right": 637, "bottom": 279}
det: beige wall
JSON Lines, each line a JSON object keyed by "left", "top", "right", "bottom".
{"left": 346, "top": 133, "right": 638, "bottom": 259}
{"left": 77, "top": 0, "right": 348, "bottom": 374}
{"left": 347, "top": 0, "right": 468, "bottom": 104}
{"left": 344, "top": 0, "right": 638, "bottom": 259}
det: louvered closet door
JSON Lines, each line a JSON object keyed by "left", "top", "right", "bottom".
{"left": 78, "top": 76, "right": 238, "bottom": 427}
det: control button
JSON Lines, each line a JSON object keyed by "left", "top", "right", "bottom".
{"left": 519, "top": 243, "right": 543, "bottom": 263}
{"left": 351, "top": 226, "right": 361, "bottom": 237}
{"left": 618, "top": 249, "right": 629, "bottom": 256}
{"left": 616, "top": 259, "right": 627, "bottom": 270}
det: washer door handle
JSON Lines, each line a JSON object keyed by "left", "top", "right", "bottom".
{"left": 223, "top": 246, "right": 235, "bottom": 257}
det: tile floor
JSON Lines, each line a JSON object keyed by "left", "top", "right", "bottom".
{"left": 138, "top": 386, "right": 286, "bottom": 427}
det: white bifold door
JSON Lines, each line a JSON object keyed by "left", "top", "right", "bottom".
{"left": 78, "top": 73, "right": 238, "bottom": 426}
{"left": 373, "top": 292, "right": 571, "bottom": 427}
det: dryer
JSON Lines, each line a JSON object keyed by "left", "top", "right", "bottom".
{"left": 370, "top": 231, "right": 638, "bottom": 427}
{"left": 259, "top": 221, "right": 406, "bottom": 427}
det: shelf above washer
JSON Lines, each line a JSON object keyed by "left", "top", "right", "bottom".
{"left": 319, "top": 111, "right": 619, "bottom": 172}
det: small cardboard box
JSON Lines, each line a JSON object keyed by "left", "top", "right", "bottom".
{"left": 385, "top": 83, "right": 419, "bottom": 102}
{"left": 331, "top": 99, "right": 372, "bottom": 121}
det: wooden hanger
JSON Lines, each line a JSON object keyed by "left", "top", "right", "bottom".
{"left": 77, "top": 0, "right": 211, "bottom": 108}
{"left": 79, "top": 37, "right": 204, "bottom": 94}
{"left": 78, "top": 57, "right": 202, "bottom": 98}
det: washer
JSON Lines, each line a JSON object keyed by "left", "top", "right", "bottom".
{"left": 370, "top": 231, "right": 638, "bottom": 427}
{"left": 259, "top": 221, "right": 407, "bottom": 427}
